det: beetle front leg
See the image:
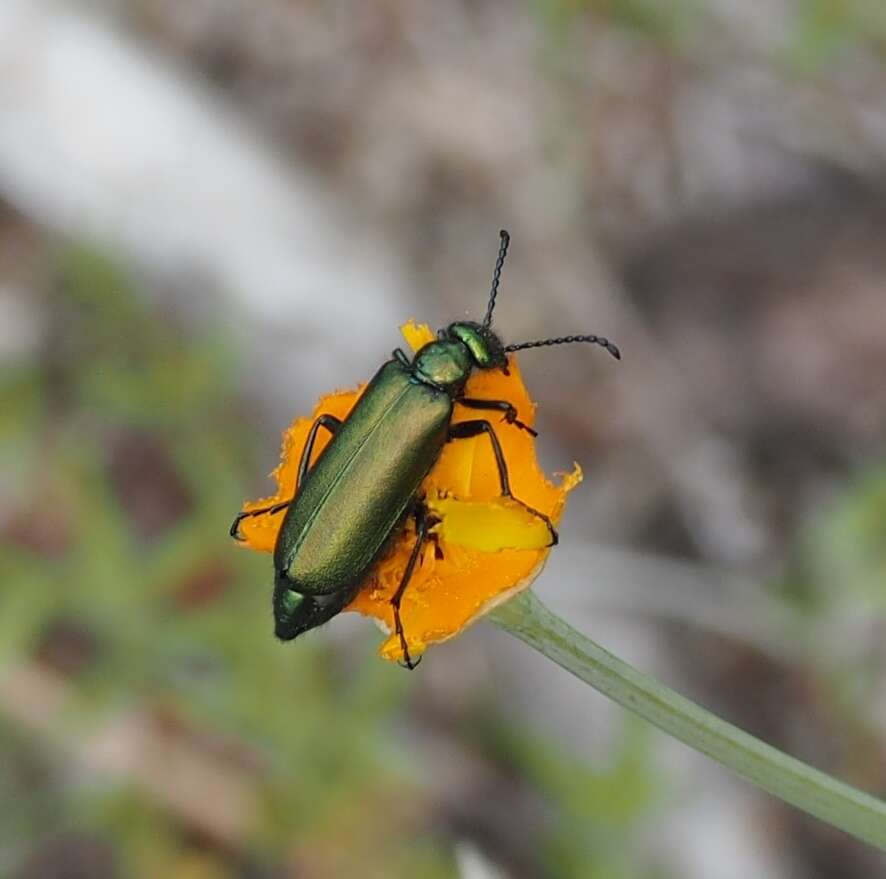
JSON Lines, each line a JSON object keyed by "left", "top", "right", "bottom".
{"left": 391, "top": 506, "right": 433, "bottom": 670}
{"left": 457, "top": 397, "right": 537, "bottom": 437}
{"left": 448, "top": 420, "right": 558, "bottom": 546}
{"left": 229, "top": 413, "right": 342, "bottom": 541}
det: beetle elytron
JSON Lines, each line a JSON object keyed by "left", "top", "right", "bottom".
{"left": 230, "top": 231, "right": 619, "bottom": 668}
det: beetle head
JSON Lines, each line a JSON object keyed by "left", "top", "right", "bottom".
{"left": 446, "top": 321, "right": 508, "bottom": 371}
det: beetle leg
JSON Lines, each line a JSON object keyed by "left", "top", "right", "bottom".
{"left": 296, "top": 413, "right": 342, "bottom": 489}
{"left": 456, "top": 397, "right": 538, "bottom": 437}
{"left": 229, "top": 413, "right": 342, "bottom": 541}
{"left": 448, "top": 420, "right": 558, "bottom": 546}
{"left": 391, "top": 507, "right": 432, "bottom": 670}
{"left": 392, "top": 347, "right": 411, "bottom": 367}
{"left": 229, "top": 499, "right": 292, "bottom": 540}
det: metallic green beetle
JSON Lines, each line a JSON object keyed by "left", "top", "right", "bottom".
{"left": 230, "top": 231, "right": 619, "bottom": 667}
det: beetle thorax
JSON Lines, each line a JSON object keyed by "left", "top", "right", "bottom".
{"left": 413, "top": 340, "right": 473, "bottom": 392}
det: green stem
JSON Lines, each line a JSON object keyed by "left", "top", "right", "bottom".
{"left": 488, "top": 589, "right": 886, "bottom": 849}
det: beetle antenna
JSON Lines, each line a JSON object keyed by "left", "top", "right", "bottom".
{"left": 504, "top": 334, "right": 621, "bottom": 360}
{"left": 482, "top": 229, "right": 510, "bottom": 328}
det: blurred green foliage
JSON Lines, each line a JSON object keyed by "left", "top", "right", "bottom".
{"left": 0, "top": 245, "right": 658, "bottom": 877}
{"left": 478, "top": 716, "right": 658, "bottom": 878}
{"left": 781, "top": 462, "right": 886, "bottom": 615}
{"left": 527, "top": 0, "right": 701, "bottom": 44}
{"left": 528, "top": 0, "right": 886, "bottom": 69}
{"left": 788, "top": 0, "right": 886, "bottom": 69}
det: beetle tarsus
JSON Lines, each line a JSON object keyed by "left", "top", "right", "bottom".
{"left": 457, "top": 396, "right": 538, "bottom": 437}
{"left": 396, "top": 622, "right": 421, "bottom": 670}
{"left": 400, "top": 653, "right": 421, "bottom": 671}
{"left": 505, "top": 414, "right": 538, "bottom": 437}
{"left": 229, "top": 501, "right": 292, "bottom": 540}
{"left": 394, "top": 602, "right": 421, "bottom": 670}
{"left": 541, "top": 515, "right": 559, "bottom": 547}
{"left": 230, "top": 513, "right": 247, "bottom": 540}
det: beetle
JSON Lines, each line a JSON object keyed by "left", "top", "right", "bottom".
{"left": 230, "top": 230, "right": 619, "bottom": 668}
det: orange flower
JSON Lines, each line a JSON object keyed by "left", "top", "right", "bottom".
{"left": 234, "top": 322, "right": 581, "bottom": 663}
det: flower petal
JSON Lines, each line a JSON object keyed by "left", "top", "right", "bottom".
{"left": 428, "top": 497, "right": 554, "bottom": 552}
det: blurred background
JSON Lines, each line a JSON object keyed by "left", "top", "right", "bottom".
{"left": 2, "top": 1, "right": 886, "bottom": 877}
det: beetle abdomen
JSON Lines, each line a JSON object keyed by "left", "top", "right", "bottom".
{"left": 274, "top": 360, "right": 451, "bottom": 595}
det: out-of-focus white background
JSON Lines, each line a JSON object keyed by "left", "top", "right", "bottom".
{"left": 2, "top": 2, "right": 886, "bottom": 877}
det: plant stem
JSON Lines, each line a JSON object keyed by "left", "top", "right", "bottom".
{"left": 488, "top": 589, "right": 886, "bottom": 849}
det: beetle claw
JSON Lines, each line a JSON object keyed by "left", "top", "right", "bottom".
{"left": 521, "top": 505, "right": 557, "bottom": 546}
{"left": 229, "top": 513, "right": 247, "bottom": 541}
{"left": 397, "top": 628, "right": 421, "bottom": 670}
{"left": 398, "top": 653, "right": 422, "bottom": 671}
{"left": 542, "top": 514, "right": 559, "bottom": 547}
{"left": 503, "top": 414, "right": 538, "bottom": 437}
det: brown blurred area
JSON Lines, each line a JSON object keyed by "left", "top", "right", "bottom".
{"left": 2, "top": 2, "right": 886, "bottom": 877}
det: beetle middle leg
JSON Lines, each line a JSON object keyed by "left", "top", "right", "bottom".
{"left": 391, "top": 504, "right": 434, "bottom": 670}
{"left": 229, "top": 413, "right": 342, "bottom": 540}
{"left": 448, "top": 419, "right": 558, "bottom": 546}
{"left": 457, "top": 396, "right": 537, "bottom": 437}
